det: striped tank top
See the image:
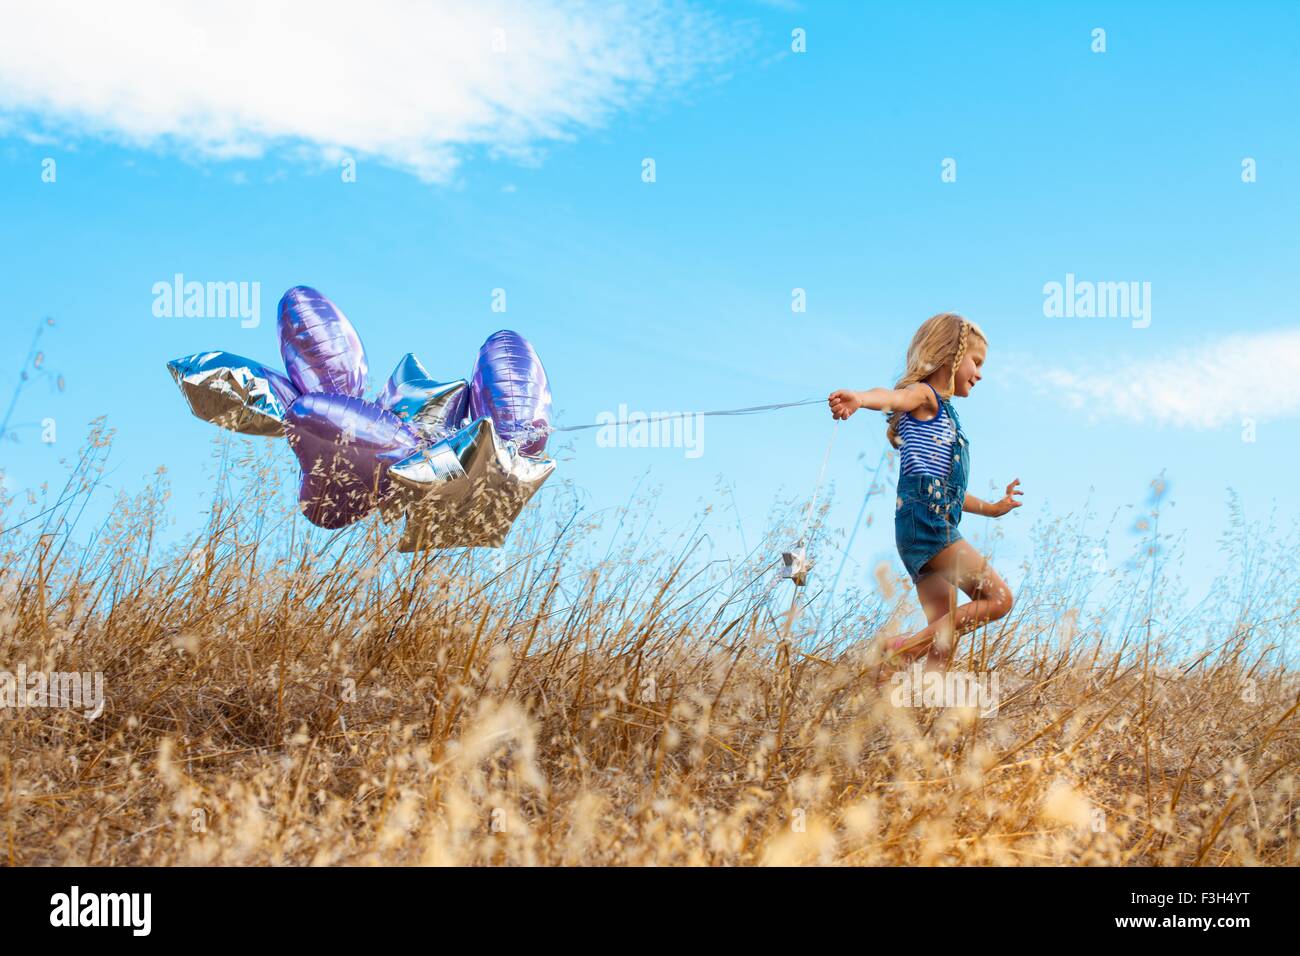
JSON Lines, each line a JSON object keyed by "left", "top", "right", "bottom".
{"left": 898, "top": 383, "right": 956, "bottom": 478}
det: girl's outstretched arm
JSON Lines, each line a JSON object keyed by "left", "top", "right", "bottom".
{"left": 964, "top": 479, "right": 1023, "bottom": 517}
{"left": 828, "top": 383, "right": 932, "bottom": 421}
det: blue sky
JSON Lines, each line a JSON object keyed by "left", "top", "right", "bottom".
{"left": 2, "top": 1, "right": 1298, "bottom": 608}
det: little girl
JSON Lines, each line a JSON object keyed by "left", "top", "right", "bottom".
{"left": 828, "top": 312, "right": 1021, "bottom": 672}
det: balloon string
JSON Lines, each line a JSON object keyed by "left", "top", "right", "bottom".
{"left": 797, "top": 421, "right": 839, "bottom": 548}
{"left": 547, "top": 396, "right": 825, "bottom": 433}
{"left": 545, "top": 393, "right": 839, "bottom": 552}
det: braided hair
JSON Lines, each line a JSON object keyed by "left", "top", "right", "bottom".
{"left": 949, "top": 318, "right": 972, "bottom": 398}
{"left": 885, "top": 313, "right": 986, "bottom": 449}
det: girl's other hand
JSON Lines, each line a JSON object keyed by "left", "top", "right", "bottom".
{"left": 828, "top": 389, "right": 862, "bottom": 420}
{"left": 991, "top": 478, "right": 1023, "bottom": 516}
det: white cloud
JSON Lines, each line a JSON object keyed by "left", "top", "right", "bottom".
{"left": 0, "top": 0, "right": 736, "bottom": 182}
{"left": 1022, "top": 328, "right": 1300, "bottom": 429}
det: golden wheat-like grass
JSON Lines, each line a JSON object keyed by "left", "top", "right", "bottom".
{"left": 0, "top": 421, "right": 1296, "bottom": 866}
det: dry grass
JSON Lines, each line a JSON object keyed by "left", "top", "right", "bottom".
{"left": 1, "top": 420, "right": 1297, "bottom": 866}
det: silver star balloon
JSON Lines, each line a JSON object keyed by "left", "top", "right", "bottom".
{"left": 376, "top": 353, "right": 469, "bottom": 441}
{"left": 166, "top": 351, "right": 300, "bottom": 437}
{"left": 780, "top": 546, "right": 813, "bottom": 587}
{"left": 387, "top": 416, "right": 555, "bottom": 551}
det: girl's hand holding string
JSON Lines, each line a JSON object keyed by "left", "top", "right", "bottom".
{"left": 828, "top": 389, "right": 863, "bottom": 420}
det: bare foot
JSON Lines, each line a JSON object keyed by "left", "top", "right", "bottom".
{"left": 873, "top": 637, "right": 923, "bottom": 687}
{"left": 893, "top": 633, "right": 934, "bottom": 658}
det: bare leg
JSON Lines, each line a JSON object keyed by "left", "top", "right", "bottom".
{"left": 875, "top": 572, "right": 954, "bottom": 684}
{"left": 888, "top": 572, "right": 954, "bottom": 663}
{"left": 887, "top": 540, "right": 1013, "bottom": 664}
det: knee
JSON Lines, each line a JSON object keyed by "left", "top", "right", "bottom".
{"left": 989, "top": 586, "right": 1014, "bottom": 620}
{"left": 976, "top": 573, "right": 1013, "bottom": 621}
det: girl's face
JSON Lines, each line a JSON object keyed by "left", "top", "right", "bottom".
{"left": 952, "top": 337, "right": 987, "bottom": 397}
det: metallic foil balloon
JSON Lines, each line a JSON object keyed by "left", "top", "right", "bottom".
{"left": 377, "top": 353, "right": 469, "bottom": 441}
{"left": 278, "top": 285, "right": 368, "bottom": 397}
{"left": 377, "top": 352, "right": 432, "bottom": 410}
{"left": 780, "top": 546, "right": 813, "bottom": 587}
{"left": 167, "top": 286, "right": 558, "bottom": 545}
{"left": 166, "top": 350, "right": 299, "bottom": 436}
{"left": 468, "top": 331, "right": 553, "bottom": 458}
{"left": 285, "top": 393, "right": 421, "bottom": 529}
{"left": 387, "top": 416, "right": 555, "bottom": 550}
{"left": 442, "top": 385, "right": 470, "bottom": 436}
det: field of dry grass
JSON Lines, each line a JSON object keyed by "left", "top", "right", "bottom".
{"left": 2, "top": 421, "right": 1297, "bottom": 866}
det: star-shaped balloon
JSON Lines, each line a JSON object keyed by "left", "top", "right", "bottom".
{"left": 376, "top": 352, "right": 469, "bottom": 441}
{"left": 166, "top": 351, "right": 299, "bottom": 437}
{"left": 387, "top": 416, "right": 556, "bottom": 550}
{"left": 165, "top": 286, "right": 555, "bottom": 548}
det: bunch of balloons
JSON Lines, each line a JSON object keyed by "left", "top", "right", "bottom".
{"left": 166, "top": 286, "right": 555, "bottom": 550}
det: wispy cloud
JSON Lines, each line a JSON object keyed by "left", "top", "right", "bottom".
{"left": 1011, "top": 328, "right": 1300, "bottom": 429}
{"left": 0, "top": 0, "right": 738, "bottom": 182}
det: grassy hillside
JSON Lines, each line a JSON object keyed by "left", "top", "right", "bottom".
{"left": 2, "top": 423, "right": 1296, "bottom": 865}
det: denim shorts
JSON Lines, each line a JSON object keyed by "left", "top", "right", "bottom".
{"left": 895, "top": 397, "right": 970, "bottom": 582}
{"left": 895, "top": 473, "right": 966, "bottom": 582}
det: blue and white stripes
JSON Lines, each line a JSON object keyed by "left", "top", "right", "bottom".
{"left": 898, "top": 385, "right": 956, "bottom": 478}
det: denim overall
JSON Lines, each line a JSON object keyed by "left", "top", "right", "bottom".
{"left": 895, "top": 392, "right": 971, "bottom": 582}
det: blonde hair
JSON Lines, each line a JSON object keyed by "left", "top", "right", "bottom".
{"left": 885, "top": 312, "right": 988, "bottom": 449}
